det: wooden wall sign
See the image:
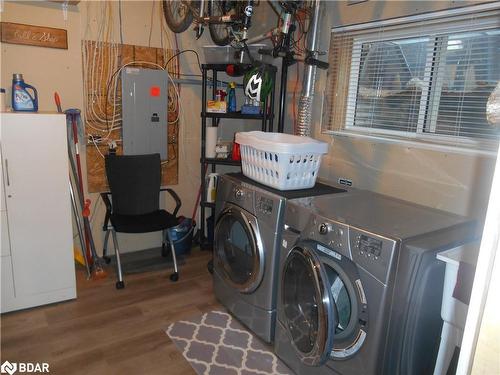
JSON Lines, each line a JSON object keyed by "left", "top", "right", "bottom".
{"left": 0, "top": 22, "right": 68, "bottom": 49}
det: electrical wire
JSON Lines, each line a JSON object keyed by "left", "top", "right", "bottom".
{"left": 90, "top": 134, "right": 106, "bottom": 158}
{"left": 148, "top": 0, "right": 155, "bottom": 47}
{"left": 118, "top": 0, "right": 124, "bottom": 45}
{"left": 163, "top": 49, "right": 202, "bottom": 72}
{"left": 83, "top": 4, "right": 123, "bottom": 132}
{"left": 81, "top": 2, "right": 206, "bottom": 197}
{"left": 82, "top": 2, "right": 182, "bottom": 182}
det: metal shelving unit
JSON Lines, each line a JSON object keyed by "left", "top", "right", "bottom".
{"left": 199, "top": 63, "right": 277, "bottom": 249}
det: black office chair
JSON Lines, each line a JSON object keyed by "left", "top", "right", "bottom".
{"left": 100, "top": 154, "right": 182, "bottom": 289}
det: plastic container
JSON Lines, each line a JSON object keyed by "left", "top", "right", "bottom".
{"left": 236, "top": 131, "right": 329, "bottom": 190}
{"left": 167, "top": 218, "right": 196, "bottom": 255}
{"left": 11, "top": 74, "right": 38, "bottom": 112}
{"left": 206, "top": 173, "right": 219, "bottom": 203}
{"left": 203, "top": 44, "right": 272, "bottom": 65}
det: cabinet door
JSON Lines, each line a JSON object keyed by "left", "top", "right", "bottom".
{"left": 1, "top": 144, "right": 11, "bottom": 256}
{"left": 1, "top": 114, "right": 75, "bottom": 296}
{"left": 1, "top": 210, "right": 10, "bottom": 257}
{"left": 1, "top": 256, "right": 15, "bottom": 312}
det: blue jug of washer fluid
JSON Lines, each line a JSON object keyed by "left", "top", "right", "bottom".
{"left": 12, "top": 74, "right": 38, "bottom": 112}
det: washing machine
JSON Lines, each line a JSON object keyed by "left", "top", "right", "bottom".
{"left": 274, "top": 191, "right": 477, "bottom": 375}
{"left": 213, "top": 173, "right": 346, "bottom": 343}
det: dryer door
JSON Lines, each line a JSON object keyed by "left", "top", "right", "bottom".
{"left": 214, "top": 204, "right": 264, "bottom": 294}
{"left": 281, "top": 245, "right": 338, "bottom": 366}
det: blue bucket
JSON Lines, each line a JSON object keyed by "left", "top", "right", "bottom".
{"left": 167, "top": 218, "right": 195, "bottom": 255}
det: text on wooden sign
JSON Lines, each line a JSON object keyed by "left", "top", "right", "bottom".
{"left": 1, "top": 22, "right": 68, "bottom": 49}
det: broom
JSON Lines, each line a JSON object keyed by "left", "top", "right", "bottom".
{"left": 56, "top": 92, "right": 107, "bottom": 280}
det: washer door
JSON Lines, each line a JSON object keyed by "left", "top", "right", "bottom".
{"left": 322, "top": 257, "right": 369, "bottom": 360}
{"left": 214, "top": 204, "right": 264, "bottom": 294}
{"left": 281, "top": 245, "right": 338, "bottom": 366}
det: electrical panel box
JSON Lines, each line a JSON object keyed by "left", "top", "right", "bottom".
{"left": 121, "top": 67, "right": 168, "bottom": 160}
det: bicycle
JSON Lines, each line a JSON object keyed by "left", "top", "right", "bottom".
{"left": 162, "top": 0, "right": 257, "bottom": 47}
{"left": 163, "top": 1, "right": 315, "bottom": 61}
{"left": 163, "top": 0, "right": 329, "bottom": 133}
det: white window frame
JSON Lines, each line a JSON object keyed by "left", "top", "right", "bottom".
{"left": 327, "top": 3, "right": 500, "bottom": 154}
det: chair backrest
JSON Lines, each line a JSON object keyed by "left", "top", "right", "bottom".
{"left": 105, "top": 154, "right": 161, "bottom": 215}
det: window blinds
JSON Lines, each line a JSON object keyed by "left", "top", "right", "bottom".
{"left": 322, "top": 34, "right": 353, "bottom": 132}
{"left": 322, "top": 4, "right": 500, "bottom": 148}
{"left": 349, "top": 36, "right": 431, "bottom": 134}
{"left": 429, "top": 30, "right": 500, "bottom": 139}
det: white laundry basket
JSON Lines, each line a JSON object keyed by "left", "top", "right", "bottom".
{"left": 236, "top": 131, "right": 329, "bottom": 190}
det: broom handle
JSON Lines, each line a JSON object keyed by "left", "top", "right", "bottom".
{"left": 71, "top": 114, "right": 85, "bottom": 199}
{"left": 69, "top": 180, "right": 91, "bottom": 278}
{"left": 67, "top": 115, "right": 92, "bottom": 265}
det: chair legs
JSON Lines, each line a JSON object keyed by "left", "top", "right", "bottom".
{"left": 103, "top": 226, "right": 179, "bottom": 289}
{"left": 110, "top": 229, "right": 125, "bottom": 289}
{"left": 102, "top": 229, "right": 111, "bottom": 264}
{"left": 161, "top": 230, "right": 168, "bottom": 257}
{"left": 165, "top": 230, "right": 179, "bottom": 282}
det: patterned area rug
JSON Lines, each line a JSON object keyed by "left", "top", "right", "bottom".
{"left": 166, "top": 310, "right": 292, "bottom": 375}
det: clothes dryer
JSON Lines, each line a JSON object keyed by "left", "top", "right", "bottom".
{"left": 275, "top": 191, "right": 477, "bottom": 374}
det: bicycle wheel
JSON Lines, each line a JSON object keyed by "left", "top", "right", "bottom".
{"left": 208, "top": 0, "right": 230, "bottom": 46}
{"left": 162, "top": 0, "right": 194, "bottom": 33}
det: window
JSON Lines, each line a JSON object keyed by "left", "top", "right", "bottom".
{"left": 323, "top": 5, "right": 500, "bottom": 151}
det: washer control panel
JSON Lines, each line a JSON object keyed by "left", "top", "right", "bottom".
{"left": 234, "top": 188, "right": 246, "bottom": 201}
{"left": 230, "top": 185, "right": 254, "bottom": 213}
{"left": 257, "top": 196, "right": 274, "bottom": 216}
{"left": 309, "top": 219, "right": 350, "bottom": 258}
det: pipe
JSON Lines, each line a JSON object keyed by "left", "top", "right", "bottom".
{"left": 296, "top": 0, "right": 322, "bottom": 136}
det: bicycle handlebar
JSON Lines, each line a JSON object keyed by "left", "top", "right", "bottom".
{"left": 258, "top": 48, "right": 329, "bottom": 70}
{"left": 258, "top": 48, "right": 289, "bottom": 59}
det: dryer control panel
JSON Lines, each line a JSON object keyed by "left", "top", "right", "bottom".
{"left": 350, "top": 228, "right": 397, "bottom": 285}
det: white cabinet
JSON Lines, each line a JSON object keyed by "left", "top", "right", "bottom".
{"left": 1, "top": 112, "right": 76, "bottom": 313}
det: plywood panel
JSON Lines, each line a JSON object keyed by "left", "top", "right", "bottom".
{"left": 134, "top": 46, "right": 157, "bottom": 64}
{"left": 83, "top": 41, "right": 179, "bottom": 192}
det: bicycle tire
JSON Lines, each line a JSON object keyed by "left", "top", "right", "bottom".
{"left": 208, "top": 0, "right": 230, "bottom": 46}
{"left": 162, "top": 0, "right": 194, "bottom": 33}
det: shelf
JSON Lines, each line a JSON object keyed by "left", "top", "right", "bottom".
{"left": 202, "top": 63, "right": 277, "bottom": 72}
{"left": 201, "top": 158, "right": 241, "bottom": 166}
{"left": 202, "top": 112, "right": 273, "bottom": 120}
{"left": 199, "top": 61, "right": 276, "bottom": 247}
{"left": 200, "top": 202, "right": 216, "bottom": 209}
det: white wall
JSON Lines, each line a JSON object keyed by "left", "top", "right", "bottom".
{"left": 310, "top": 1, "right": 497, "bottom": 220}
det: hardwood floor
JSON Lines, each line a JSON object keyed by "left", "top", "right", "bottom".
{"left": 1, "top": 249, "right": 221, "bottom": 374}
